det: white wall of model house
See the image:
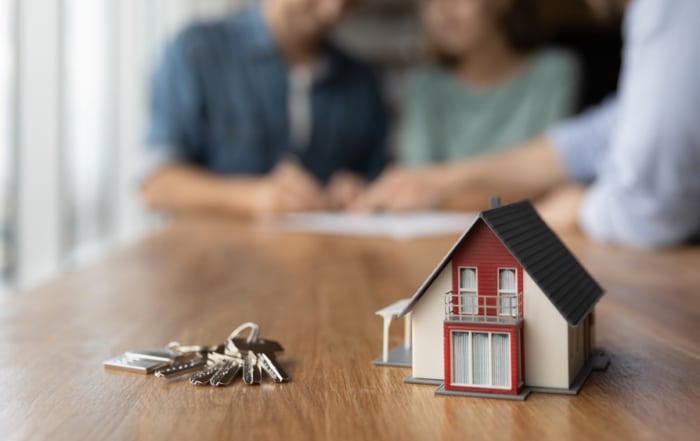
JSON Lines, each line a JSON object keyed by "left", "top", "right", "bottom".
{"left": 410, "top": 264, "right": 450, "bottom": 381}
{"left": 522, "top": 273, "right": 570, "bottom": 389}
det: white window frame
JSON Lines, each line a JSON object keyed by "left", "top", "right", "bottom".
{"left": 450, "top": 330, "right": 512, "bottom": 390}
{"left": 458, "top": 267, "right": 478, "bottom": 315}
{"left": 497, "top": 268, "right": 518, "bottom": 317}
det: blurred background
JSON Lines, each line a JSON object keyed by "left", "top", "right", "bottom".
{"left": 0, "top": 0, "right": 620, "bottom": 294}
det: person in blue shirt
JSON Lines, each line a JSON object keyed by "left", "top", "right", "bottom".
{"left": 142, "top": 0, "right": 387, "bottom": 216}
{"left": 353, "top": 0, "right": 700, "bottom": 248}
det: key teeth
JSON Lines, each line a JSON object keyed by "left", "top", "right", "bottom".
{"left": 209, "top": 360, "right": 242, "bottom": 387}
{"left": 154, "top": 357, "right": 208, "bottom": 379}
{"left": 258, "top": 353, "right": 290, "bottom": 383}
{"left": 189, "top": 363, "right": 220, "bottom": 386}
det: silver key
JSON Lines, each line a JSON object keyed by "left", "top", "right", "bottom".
{"left": 168, "top": 342, "right": 223, "bottom": 358}
{"left": 155, "top": 356, "right": 207, "bottom": 379}
{"left": 229, "top": 337, "right": 289, "bottom": 383}
{"left": 103, "top": 354, "right": 171, "bottom": 374}
{"left": 242, "top": 352, "right": 261, "bottom": 385}
{"left": 190, "top": 353, "right": 241, "bottom": 385}
{"left": 257, "top": 352, "right": 289, "bottom": 383}
{"left": 189, "top": 361, "right": 223, "bottom": 385}
{"left": 210, "top": 359, "right": 242, "bottom": 387}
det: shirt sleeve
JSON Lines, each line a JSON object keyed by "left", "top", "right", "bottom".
{"left": 358, "top": 67, "right": 389, "bottom": 180}
{"left": 547, "top": 97, "right": 618, "bottom": 184}
{"left": 145, "top": 27, "right": 205, "bottom": 170}
{"left": 577, "top": 0, "right": 700, "bottom": 247}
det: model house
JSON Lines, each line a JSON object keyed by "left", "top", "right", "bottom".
{"left": 375, "top": 199, "right": 609, "bottom": 400}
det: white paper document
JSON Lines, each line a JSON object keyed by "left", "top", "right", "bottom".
{"left": 259, "top": 211, "right": 476, "bottom": 240}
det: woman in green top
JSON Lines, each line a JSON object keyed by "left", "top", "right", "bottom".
{"left": 399, "top": 0, "right": 579, "bottom": 166}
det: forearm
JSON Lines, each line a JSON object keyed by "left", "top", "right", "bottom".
{"left": 435, "top": 136, "right": 568, "bottom": 204}
{"left": 141, "top": 163, "right": 260, "bottom": 216}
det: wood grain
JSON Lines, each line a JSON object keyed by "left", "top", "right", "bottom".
{"left": 0, "top": 216, "right": 698, "bottom": 441}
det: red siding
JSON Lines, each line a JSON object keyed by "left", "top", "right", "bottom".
{"left": 443, "top": 321, "right": 522, "bottom": 395}
{"left": 451, "top": 220, "right": 523, "bottom": 317}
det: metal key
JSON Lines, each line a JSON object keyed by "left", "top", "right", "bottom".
{"left": 103, "top": 354, "right": 171, "bottom": 374}
{"left": 229, "top": 337, "right": 289, "bottom": 383}
{"left": 168, "top": 342, "right": 223, "bottom": 358}
{"left": 189, "top": 361, "right": 224, "bottom": 385}
{"left": 257, "top": 352, "right": 289, "bottom": 383}
{"left": 225, "top": 322, "right": 289, "bottom": 384}
{"left": 155, "top": 356, "right": 207, "bottom": 379}
{"left": 242, "top": 351, "right": 261, "bottom": 385}
{"left": 189, "top": 352, "right": 241, "bottom": 386}
{"left": 210, "top": 359, "right": 242, "bottom": 387}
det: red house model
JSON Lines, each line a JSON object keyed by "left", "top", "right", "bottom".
{"left": 375, "top": 200, "right": 609, "bottom": 400}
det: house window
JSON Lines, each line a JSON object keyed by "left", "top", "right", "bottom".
{"left": 451, "top": 330, "right": 512, "bottom": 389}
{"left": 498, "top": 268, "right": 518, "bottom": 317}
{"left": 458, "top": 267, "right": 477, "bottom": 315}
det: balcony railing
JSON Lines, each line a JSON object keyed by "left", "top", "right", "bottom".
{"left": 445, "top": 291, "right": 523, "bottom": 323}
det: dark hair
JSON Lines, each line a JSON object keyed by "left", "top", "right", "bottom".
{"left": 426, "top": 0, "right": 544, "bottom": 66}
{"left": 501, "top": 0, "right": 543, "bottom": 52}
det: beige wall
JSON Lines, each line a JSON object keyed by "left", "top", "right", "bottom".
{"left": 523, "top": 273, "right": 570, "bottom": 389}
{"left": 411, "top": 263, "right": 451, "bottom": 381}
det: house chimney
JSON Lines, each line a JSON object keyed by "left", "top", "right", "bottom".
{"left": 489, "top": 196, "right": 501, "bottom": 209}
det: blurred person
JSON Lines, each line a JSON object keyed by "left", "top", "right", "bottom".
{"left": 400, "top": 0, "right": 578, "bottom": 166}
{"left": 141, "top": 0, "right": 387, "bottom": 217}
{"left": 354, "top": 0, "right": 700, "bottom": 248}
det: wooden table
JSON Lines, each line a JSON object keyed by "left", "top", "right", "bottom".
{"left": 1, "top": 217, "right": 698, "bottom": 440}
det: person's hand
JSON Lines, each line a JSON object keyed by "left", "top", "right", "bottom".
{"left": 535, "top": 185, "right": 587, "bottom": 233}
{"left": 350, "top": 166, "right": 449, "bottom": 212}
{"left": 325, "top": 171, "right": 367, "bottom": 210}
{"left": 249, "top": 160, "right": 328, "bottom": 216}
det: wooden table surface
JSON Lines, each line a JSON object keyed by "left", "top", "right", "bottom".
{"left": 1, "top": 217, "right": 698, "bottom": 441}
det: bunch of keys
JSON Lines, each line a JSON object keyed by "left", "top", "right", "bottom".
{"left": 104, "top": 322, "right": 290, "bottom": 387}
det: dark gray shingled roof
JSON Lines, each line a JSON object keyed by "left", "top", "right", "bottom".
{"left": 399, "top": 200, "right": 604, "bottom": 326}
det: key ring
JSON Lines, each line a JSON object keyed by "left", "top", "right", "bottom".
{"left": 228, "top": 322, "right": 260, "bottom": 344}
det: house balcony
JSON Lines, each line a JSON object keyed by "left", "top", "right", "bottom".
{"left": 445, "top": 291, "right": 523, "bottom": 324}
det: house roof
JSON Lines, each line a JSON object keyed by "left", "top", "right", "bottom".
{"left": 398, "top": 200, "right": 604, "bottom": 326}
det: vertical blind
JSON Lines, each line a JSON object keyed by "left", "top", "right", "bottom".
{"left": 452, "top": 331, "right": 470, "bottom": 385}
{"left": 459, "top": 267, "right": 477, "bottom": 315}
{"left": 63, "top": 0, "right": 116, "bottom": 262}
{"left": 472, "top": 332, "right": 489, "bottom": 385}
{"left": 499, "top": 268, "right": 517, "bottom": 316}
{"left": 492, "top": 333, "right": 510, "bottom": 387}
{"left": 0, "top": 0, "right": 16, "bottom": 290}
{"left": 0, "top": 0, "right": 242, "bottom": 293}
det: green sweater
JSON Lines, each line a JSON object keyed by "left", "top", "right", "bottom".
{"left": 398, "top": 49, "right": 579, "bottom": 165}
